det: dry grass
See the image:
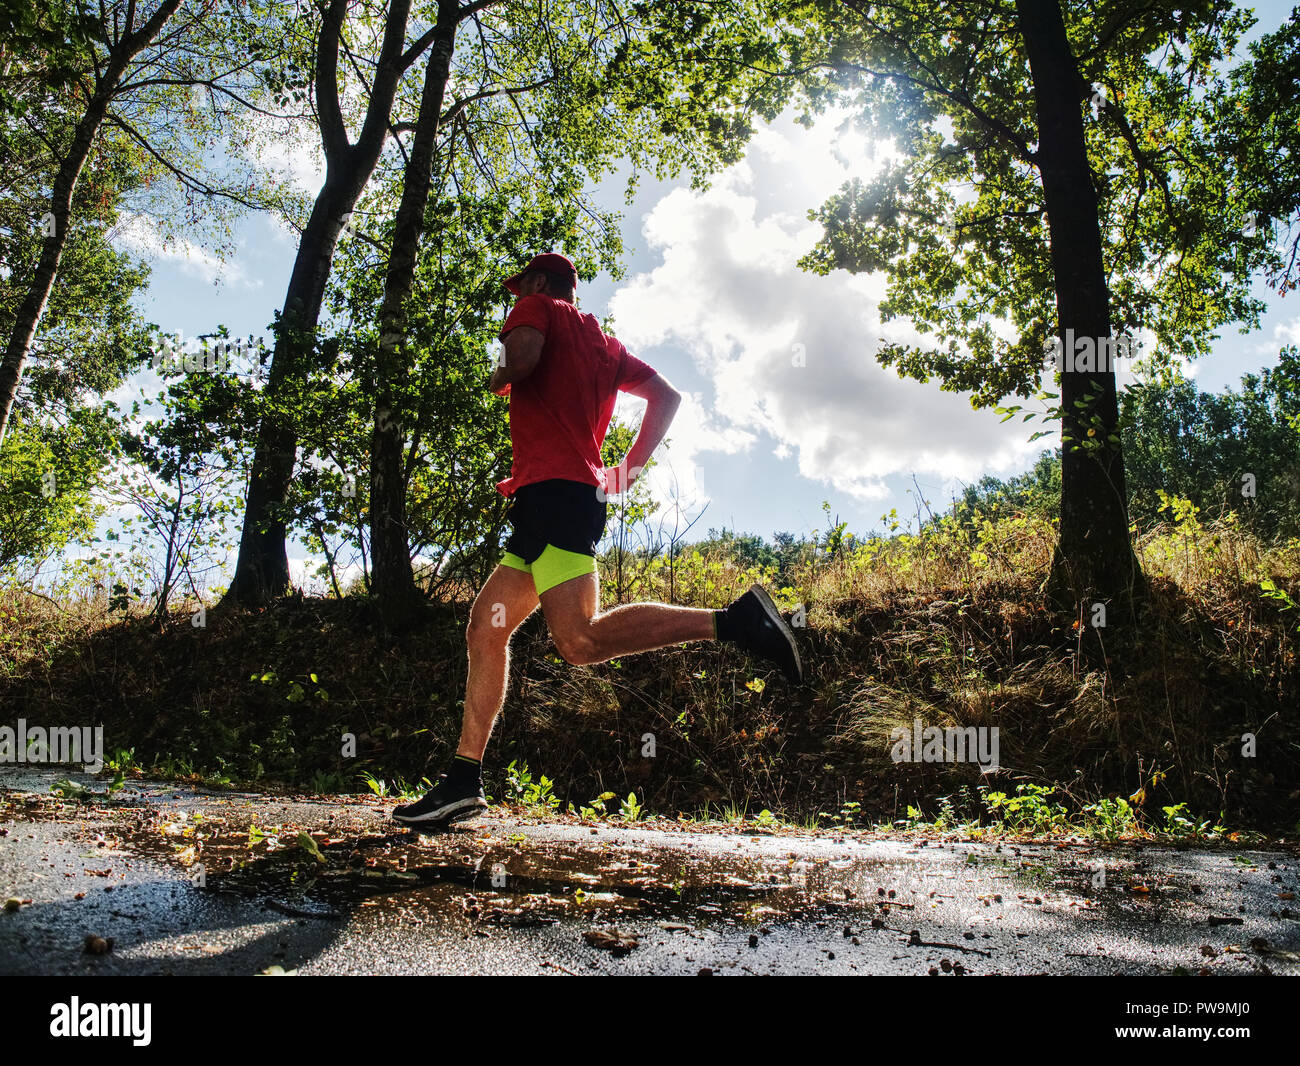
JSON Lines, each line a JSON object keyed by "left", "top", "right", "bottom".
{"left": 1, "top": 512, "right": 1296, "bottom": 832}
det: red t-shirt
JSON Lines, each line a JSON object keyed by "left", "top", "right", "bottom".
{"left": 496, "top": 294, "right": 657, "bottom": 496}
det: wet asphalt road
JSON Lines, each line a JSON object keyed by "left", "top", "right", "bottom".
{"left": 2, "top": 768, "right": 1298, "bottom": 976}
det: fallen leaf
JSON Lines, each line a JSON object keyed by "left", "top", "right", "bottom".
{"left": 583, "top": 927, "right": 638, "bottom": 956}
{"left": 296, "top": 832, "right": 325, "bottom": 863}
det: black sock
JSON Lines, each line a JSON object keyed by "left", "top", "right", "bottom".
{"left": 447, "top": 754, "right": 481, "bottom": 786}
{"left": 714, "top": 608, "right": 737, "bottom": 643}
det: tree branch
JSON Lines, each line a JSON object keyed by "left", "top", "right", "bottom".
{"left": 315, "top": 0, "right": 350, "bottom": 160}
{"left": 105, "top": 111, "right": 271, "bottom": 211}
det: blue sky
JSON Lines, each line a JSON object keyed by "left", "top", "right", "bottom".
{"left": 105, "top": 2, "right": 1300, "bottom": 590}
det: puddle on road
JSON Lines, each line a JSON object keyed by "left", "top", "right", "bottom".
{"left": 4, "top": 783, "right": 1291, "bottom": 968}
{"left": 123, "top": 820, "right": 847, "bottom": 932}
{"left": 4, "top": 789, "right": 934, "bottom": 934}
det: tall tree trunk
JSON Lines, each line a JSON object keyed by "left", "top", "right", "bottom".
{"left": 1016, "top": 0, "right": 1142, "bottom": 620}
{"left": 226, "top": 178, "right": 366, "bottom": 604}
{"left": 224, "top": 0, "right": 425, "bottom": 606}
{"left": 0, "top": 0, "right": 183, "bottom": 448}
{"left": 370, "top": 0, "right": 458, "bottom": 630}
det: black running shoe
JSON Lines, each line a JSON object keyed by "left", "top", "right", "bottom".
{"left": 724, "top": 584, "right": 804, "bottom": 684}
{"left": 392, "top": 774, "right": 487, "bottom": 828}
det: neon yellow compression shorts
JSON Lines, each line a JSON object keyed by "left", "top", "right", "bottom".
{"left": 501, "top": 545, "right": 597, "bottom": 595}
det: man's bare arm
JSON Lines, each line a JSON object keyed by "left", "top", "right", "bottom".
{"left": 489, "top": 325, "right": 544, "bottom": 394}
{"left": 606, "top": 372, "right": 681, "bottom": 492}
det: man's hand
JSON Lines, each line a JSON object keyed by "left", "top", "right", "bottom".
{"left": 598, "top": 461, "right": 644, "bottom": 501}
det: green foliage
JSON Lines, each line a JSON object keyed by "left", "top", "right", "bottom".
{"left": 0, "top": 1, "right": 104, "bottom": 118}
{"left": 953, "top": 354, "right": 1300, "bottom": 545}
{"left": 1083, "top": 797, "right": 1137, "bottom": 842}
{"left": 51, "top": 779, "right": 91, "bottom": 801}
{"left": 296, "top": 831, "right": 325, "bottom": 863}
{"left": 618, "top": 791, "right": 645, "bottom": 822}
{"left": 816, "top": 799, "right": 862, "bottom": 829}
{"left": 983, "top": 784, "right": 1069, "bottom": 834}
{"left": 0, "top": 407, "right": 115, "bottom": 572}
{"left": 574, "top": 791, "right": 619, "bottom": 820}
{"left": 1160, "top": 802, "right": 1225, "bottom": 839}
{"left": 1212, "top": 9, "right": 1300, "bottom": 294}
{"left": 358, "top": 770, "right": 390, "bottom": 799}
{"left": 891, "top": 784, "right": 1229, "bottom": 841}
{"left": 503, "top": 760, "right": 560, "bottom": 811}
{"left": 793, "top": 1, "right": 1266, "bottom": 403}
{"left": 104, "top": 361, "right": 251, "bottom": 615}
{"left": 947, "top": 452, "right": 1063, "bottom": 527}
{"left": 1122, "top": 353, "right": 1300, "bottom": 540}
{"left": 1260, "top": 577, "right": 1300, "bottom": 633}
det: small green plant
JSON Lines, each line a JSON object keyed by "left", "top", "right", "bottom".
{"left": 296, "top": 831, "right": 326, "bottom": 863}
{"left": 151, "top": 753, "right": 196, "bottom": 780}
{"left": 105, "top": 747, "right": 138, "bottom": 775}
{"left": 721, "top": 799, "right": 749, "bottom": 823}
{"left": 818, "top": 799, "right": 862, "bottom": 829}
{"left": 1261, "top": 578, "right": 1300, "bottom": 632}
{"left": 983, "top": 783, "right": 1069, "bottom": 833}
{"left": 753, "top": 808, "right": 779, "bottom": 829}
{"left": 618, "top": 791, "right": 645, "bottom": 822}
{"left": 1083, "top": 796, "right": 1136, "bottom": 841}
{"left": 575, "top": 791, "right": 618, "bottom": 819}
{"left": 51, "top": 779, "right": 91, "bottom": 801}
{"left": 308, "top": 769, "right": 348, "bottom": 793}
{"left": 503, "top": 760, "right": 560, "bottom": 811}
{"left": 358, "top": 770, "right": 390, "bottom": 798}
{"left": 1159, "top": 802, "right": 1225, "bottom": 839}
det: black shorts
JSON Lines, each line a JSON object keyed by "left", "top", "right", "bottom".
{"left": 502, "top": 479, "right": 608, "bottom": 563}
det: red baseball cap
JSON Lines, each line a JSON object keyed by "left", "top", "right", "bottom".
{"left": 503, "top": 252, "right": 577, "bottom": 296}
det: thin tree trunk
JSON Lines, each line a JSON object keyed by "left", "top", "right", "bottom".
{"left": 370, "top": 0, "right": 459, "bottom": 630}
{"left": 1016, "top": 0, "right": 1142, "bottom": 618}
{"left": 154, "top": 479, "right": 186, "bottom": 626}
{"left": 0, "top": 0, "right": 183, "bottom": 447}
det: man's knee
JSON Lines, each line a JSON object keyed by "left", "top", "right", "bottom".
{"left": 467, "top": 606, "right": 512, "bottom": 649}
{"left": 550, "top": 623, "right": 599, "bottom": 666}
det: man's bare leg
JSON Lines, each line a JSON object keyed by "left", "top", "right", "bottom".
{"left": 393, "top": 564, "right": 538, "bottom": 827}
{"left": 456, "top": 564, "right": 539, "bottom": 760}
{"left": 539, "top": 572, "right": 714, "bottom": 666}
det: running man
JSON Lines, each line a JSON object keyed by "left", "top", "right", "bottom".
{"left": 393, "top": 252, "right": 802, "bottom": 829}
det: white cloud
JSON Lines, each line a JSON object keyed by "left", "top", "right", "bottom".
{"left": 614, "top": 390, "right": 756, "bottom": 515}
{"left": 256, "top": 134, "right": 327, "bottom": 196}
{"left": 609, "top": 116, "right": 1041, "bottom": 506}
{"left": 111, "top": 212, "right": 255, "bottom": 289}
{"left": 1272, "top": 315, "right": 1300, "bottom": 348}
